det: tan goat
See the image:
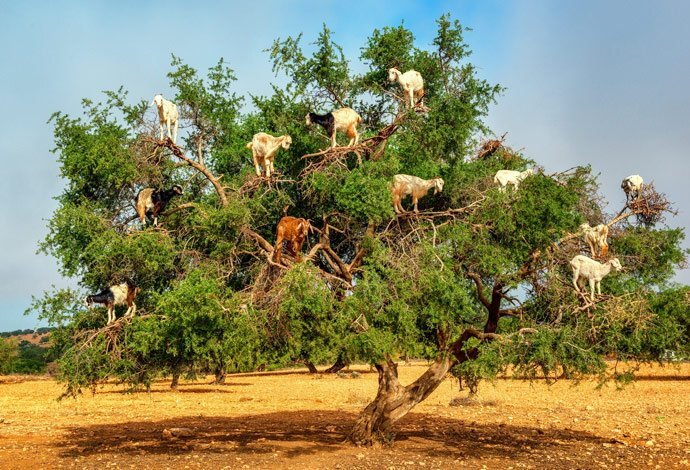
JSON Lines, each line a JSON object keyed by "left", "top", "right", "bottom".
{"left": 391, "top": 174, "right": 444, "bottom": 214}
{"left": 388, "top": 68, "right": 424, "bottom": 107}
{"left": 246, "top": 133, "right": 292, "bottom": 177}
{"left": 580, "top": 223, "right": 609, "bottom": 258}
{"left": 273, "top": 216, "right": 311, "bottom": 264}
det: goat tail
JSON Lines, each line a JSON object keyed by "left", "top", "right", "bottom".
{"left": 245, "top": 141, "right": 253, "bottom": 149}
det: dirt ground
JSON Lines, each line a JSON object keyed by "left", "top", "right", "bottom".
{"left": 0, "top": 363, "right": 689, "bottom": 469}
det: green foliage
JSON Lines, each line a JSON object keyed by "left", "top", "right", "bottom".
{"left": 0, "top": 338, "right": 19, "bottom": 374}
{"left": 269, "top": 25, "right": 351, "bottom": 106}
{"left": 259, "top": 264, "right": 343, "bottom": 367}
{"left": 49, "top": 94, "right": 137, "bottom": 207}
{"left": 153, "top": 268, "right": 261, "bottom": 375}
{"left": 611, "top": 227, "right": 687, "bottom": 287}
{"left": 646, "top": 286, "right": 690, "bottom": 359}
{"left": 336, "top": 163, "right": 396, "bottom": 224}
{"left": 12, "top": 340, "right": 54, "bottom": 374}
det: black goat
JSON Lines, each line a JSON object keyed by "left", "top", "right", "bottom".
{"left": 136, "top": 185, "right": 183, "bottom": 227}
{"left": 306, "top": 112, "right": 335, "bottom": 138}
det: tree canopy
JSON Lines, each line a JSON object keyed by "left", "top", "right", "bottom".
{"left": 31, "top": 14, "right": 689, "bottom": 444}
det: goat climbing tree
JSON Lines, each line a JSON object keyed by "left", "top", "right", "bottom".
{"left": 33, "top": 15, "right": 688, "bottom": 444}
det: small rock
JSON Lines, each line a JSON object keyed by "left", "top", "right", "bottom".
{"left": 645, "top": 440, "right": 655, "bottom": 447}
{"left": 162, "top": 427, "right": 194, "bottom": 439}
{"left": 356, "top": 453, "right": 365, "bottom": 460}
{"left": 585, "top": 405, "right": 595, "bottom": 411}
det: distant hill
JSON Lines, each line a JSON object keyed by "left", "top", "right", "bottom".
{"left": 1, "top": 327, "right": 54, "bottom": 345}
{"left": 0, "top": 327, "right": 55, "bottom": 338}
{"left": 0, "top": 328, "right": 56, "bottom": 374}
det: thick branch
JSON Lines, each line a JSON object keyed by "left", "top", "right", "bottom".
{"left": 323, "top": 246, "right": 352, "bottom": 282}
{"left": 467, "top": 272, "right": 490, "bottom": 308}
{"left": 347, "top": 222, "right": 375, "bottom": 272}
{"left": 153, "top": 137, "right": 228, "bottom": 207}
{"left": 241, "top": 227, "right": 274, "bottom": 253}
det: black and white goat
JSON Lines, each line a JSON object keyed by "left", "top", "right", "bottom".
{"left": 84, "top": 282, "right": 140, "bottom": 324}
{"left": 305, "top": 107, "right": 362, "bottom": 148}
{"left": 136, "top": 185, "right": 183, "bottom": 227}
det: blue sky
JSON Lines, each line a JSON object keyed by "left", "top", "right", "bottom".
{"left": 1, "top": 1, "right": 688, "bottom": 331}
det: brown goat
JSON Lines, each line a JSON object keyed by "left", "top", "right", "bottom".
{"left": 273, "top": 216, "right": 311, "bottom": 264}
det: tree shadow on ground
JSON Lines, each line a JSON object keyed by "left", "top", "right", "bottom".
{"left": 629, "top": 374, "right": 690, "bottom": 381}
{"left": 100, "top": 386, "right": 250, "bottom": 395}
{"left": 58, "top": 410, "right": 616, "bottom": 461}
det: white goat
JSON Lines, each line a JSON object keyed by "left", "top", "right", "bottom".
{"left": 391, "top": 174, "right": 444, "bottom": 214}
{"left": 579, "top": 223, "right": 609, "bottom": 258}
{"left": 570, "top": 255, "right": 622, "bottom": 301}
{"left": 151, "top": 94, "right": 179, "bottom": 143}
{"left": 305, "top": 108, "right": 362, "bottom": 148}
{"left": 493, "top": 169, "right": 535, "bottom": 192}
{"left": 388, "top": 68, "right": 424, "bottom": 107}
{"left": 246, "top": 132, "right": 292, "bottom": 177}
{"left": 621, "top": 175, "right": 643, "bottom": 203}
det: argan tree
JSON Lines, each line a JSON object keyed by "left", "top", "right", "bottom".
{"left": 32, "top": 14, "right": 688, "bottom": 443}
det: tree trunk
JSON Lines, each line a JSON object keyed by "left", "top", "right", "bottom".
{"left": 170, "top": 370, "right": 180, "bottom": 390}
{"left": 213, "top": 366, "right": 226, "bottom": 384}
{"left": 349, "top": 356, "right": 453, "bottom": 445}
{"left": 304, "top": 360, "right": 318, "bottom": 374}
{"left": 323, "top": 354, "right": 347, "bottom": 374}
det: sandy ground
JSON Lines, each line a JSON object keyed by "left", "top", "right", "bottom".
{"left": 0, "top": 362, "right": 689, "bottom": 469}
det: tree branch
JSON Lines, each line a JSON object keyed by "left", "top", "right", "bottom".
{"left": 467, "top": 272, "right": 490, "bottom": 308}
{"left": 241, "top": 227, "right": 274, "bottom": 253}
{"left": 151, "top": 137, "right": 228, "bottom": 207}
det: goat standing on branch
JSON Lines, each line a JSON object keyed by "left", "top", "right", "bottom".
{"left": 136, "top": 185, "right": 183, "bottom": 227}
{"left": 621, "top": 174, "right": 643, "bottom": 203}
{"left": 388, "top": 68, "right": 424, "bottom": 108}
{"left": 305, "top": 108, "right": 362, "bottom": 148}
{"left": 579, "top": 223, "right": 609, "bottom": 258}
{"left": 246, "top": 132, "right": 292, "bottom": 177}
{"left": 274, "top": 216, "right": 311, "bottom": 264}
{"left": 84, "top": 282, "right": 140, "bottom": 324}
{"left": 570, "top": 255, "right": 622, "bottom": 301}
{"left": 391, "top": 174, "right": 444, "bottom": 214}
{"left": 151, "top": 94, "right": 179, "bottom": 143}
{"left": 493, "top": 169, "right": 534, "bottom": 192}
